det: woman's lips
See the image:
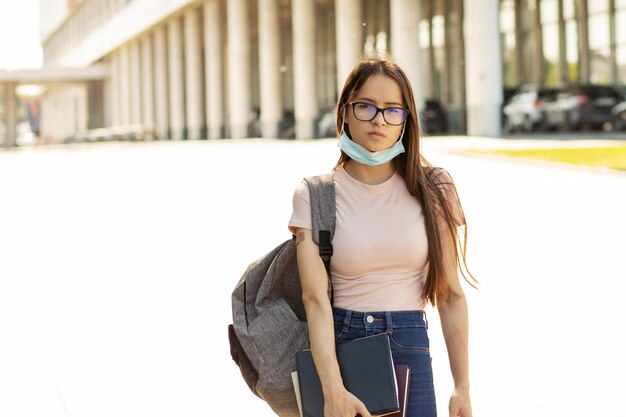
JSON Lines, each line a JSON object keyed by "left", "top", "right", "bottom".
{"left": 368, "top": 131, "right": 386, "bottom": 138}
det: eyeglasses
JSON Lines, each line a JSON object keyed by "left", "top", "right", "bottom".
{"left": 349, "top": 102, "right": 408, "bottom": 126}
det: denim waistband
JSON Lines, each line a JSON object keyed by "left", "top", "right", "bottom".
{"left": 332, "top": 306, "right": 428, "bottom": 332}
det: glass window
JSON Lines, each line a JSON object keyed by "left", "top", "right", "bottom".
{"left": 588, "top": 0, "right": 609, "bottom": 14}
{"left": 563, "top": 0, "right": 575, "bottom": 19}
{"left": 500, "top": 0, "right": 515, "bottom": 32}
{"left": 432, "top": 15, "right": 445, "bottom": 48}
{"left": 0, "top": 89, "right": 4, "bottom": 143}
{"left": 565, "top": 20, "right": 578, "bottom": 81}
{"left": 543, "top": 23, "right": 560, "bottom": 85}
{"left": 434, "top": 47, "right": 445, "bottom": 97}
{"left": 588, "top": 14, "right": 610, "bottom": 50}
{"left": 617, "top": 10, "right": 626, "bottom": 44}
{"left": 500, "top": 0, "right": 517, "bottom": 86}
{"left": 617, "top": 45, "right": 626, "bottom": 83}
{"left": 590, "top": 47, "right": 611, "bottom": 84}
{"left": 542, "top": 24, "right": 559, "bottom": 62}
{"left": 419, "top": 20, "right": 430, "bottom": 49}
{"left": 505, "top": 32, "right": 516, "bottom": 50}
{"left": 540, "top": 0, "right": 558, "bottom": 23}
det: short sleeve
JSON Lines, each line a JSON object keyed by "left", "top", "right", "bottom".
{"left": 430, "top": 168, "right": 466, "bottom": 230}
{"left": 288, "top": 181, "right": 312, "bottom": 234}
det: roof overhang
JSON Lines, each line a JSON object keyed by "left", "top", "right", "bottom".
{"left": 0, "top": 64, "right": 108, "bottom": 83}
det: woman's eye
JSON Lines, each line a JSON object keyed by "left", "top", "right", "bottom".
{"left": 356, "top": 103, "right": 371, "bottom": 110}
{"left": 388, "top": 108, "right": 402, "bottom": 114}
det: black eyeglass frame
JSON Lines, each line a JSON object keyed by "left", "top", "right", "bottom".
{"left": 348, "top": 101, "right": 409, "bottom": 126}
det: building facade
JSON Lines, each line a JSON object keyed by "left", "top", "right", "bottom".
{"left": 29, "top": 0, "right": 626, "bottom": 142}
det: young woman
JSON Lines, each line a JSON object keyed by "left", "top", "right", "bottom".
{"left": 288, "top": 57, "right": 476, "bottom": 417}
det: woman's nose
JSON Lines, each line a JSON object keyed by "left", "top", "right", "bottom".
{"left": 372, "top": 110, "right": 386, "bottom": 125}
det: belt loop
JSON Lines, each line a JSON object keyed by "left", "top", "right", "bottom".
{"left": 384, "top": 312, "right": 393, "bottom": 335}
{"left": 342, "top": 310, "right": 352, "bottom": 333}
{"left": 423, "top": 311, "right": 428, "bottom": 329}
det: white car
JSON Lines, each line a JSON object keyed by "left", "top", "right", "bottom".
{"left": 503, "top": 88, "right": 559, "bottom": 133}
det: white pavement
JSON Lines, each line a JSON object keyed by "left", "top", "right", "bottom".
{"left": 0, "top": 138, "right": 625, "bottom": 417}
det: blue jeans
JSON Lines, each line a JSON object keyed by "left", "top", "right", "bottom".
{"left": 332, "top": 307, "right": 437, "bottom": 417}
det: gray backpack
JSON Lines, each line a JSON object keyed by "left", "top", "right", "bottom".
{"left": 228, "top": 174, "right": 335, "bottom": 417}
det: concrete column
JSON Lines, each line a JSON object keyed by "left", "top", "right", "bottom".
{"left": 427, "top": 0, "right": 436, "bottom": 99}
{"left": 184, "top": 7, "right": 204, "bottom": 140}
{"left": 3, "top": 83, "right": 17, "bottom": 148}
{"left": 576, "top": 0, "right": 590, "bottom": 83}
{"left": 227, "top": 0, "right": 251, "bottom": 138}
{"left": 609, "top": 0, "right": 618, "bottom": 83}
{"left": 103, "top": 76, "right": 112, "bottom": 128}
{"left": 168, "top": 17, "right": 186, "bottom": 140}
{"left": 87, "top": 81, "right": 104, "bottom": 129}
{"left": 532, "top": 3, "right": 544, "bottom": 85}
{"left": 364, "top": 0, "right": 376, "bottom": 54}
{"left": 110, "top": 50, "right": 121, "bottom": 127}
{"left": 258, "top": 0, "right": 282, "bottom": 138}
{"left": 119, "top": 44, "right": 130, "bottom": 127}
{"left": 317, "top": 3, "right": 336, "bottom": 108}
{"left": 375, "top": 0, "right": 389, "bottom": 54}
{"left": 292, "top": 0, "right": 318, "bottom": 139}
{"left": 391, "top": 0, "right": 424, "bottom": 108}
{"left": 129, "top": 40, "right": 142, "bottom": 125}
{"left": 154, "top": 25, "right": 169, "bottom": 139}
{"left": 204, "top": 0, "right": 224, "bottom": 139}
{"left": 464, "top": 0, "right": 502, "bottom": 137}
{"left": 442, "top": 0, "right": 452, "bottom": 104}
{"left": 140, "top": 34, "right": 155, "bottom": 134}
{"left": 335, "top": 0, "right": 362, "bottom": 93}
{"left": 557, "top": 0, "right": 568, "bottom": 83}
{"left": 514, "top": 0, "right": 526, "bottom": 84}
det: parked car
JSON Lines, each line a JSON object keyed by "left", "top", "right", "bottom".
{"left": 501, "top": 87, "right": 520, "bottom": 128}
{"left": 421, "top": 99, "right": 448, "bottom": 134}
{"left": 542, "top": 84, "right": 625, "bottom": 131}
{"left": 611, "top": 100, "right": 626, "bottom": 131}
{"left": 317, "top": 106, "right": 337, "bottom": 138}
{"left": 503, "top": 87, "right": 560, "bottom": 133}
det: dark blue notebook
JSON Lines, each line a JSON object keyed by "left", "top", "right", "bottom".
{"left": 295, "top": 333, "right": 399, "bottom": 417}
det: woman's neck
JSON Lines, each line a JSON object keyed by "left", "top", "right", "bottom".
{"left": 343, "top": 160, "right": 396, "bottom": 185}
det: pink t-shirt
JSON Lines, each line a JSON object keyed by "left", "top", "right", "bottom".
{"left": 289, "top": 167, "right": 464, "bottom": 312}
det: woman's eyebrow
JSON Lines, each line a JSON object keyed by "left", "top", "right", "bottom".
{"left": 355, "top": 96, "right": 404, "bottom": 106}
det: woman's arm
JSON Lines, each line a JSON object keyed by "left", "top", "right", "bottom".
{"left": 294, "top": 228, "right": 371, "bottom": 417}
{"left": 437, "top": 230, "right": 473, "bottom": 417}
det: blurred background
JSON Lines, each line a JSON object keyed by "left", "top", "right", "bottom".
{"left": 1, "top": 2, "right": 626, "bottom": 417}
{"left": 1, "top": 0, "right": 626, "bottom": 149}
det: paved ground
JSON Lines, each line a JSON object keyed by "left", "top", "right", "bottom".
{"left": 0, "top": 137, "right": 625, "bottom": 417}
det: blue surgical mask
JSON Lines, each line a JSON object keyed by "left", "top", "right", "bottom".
{"left": 337, "top": 117, "right": 406, "bottom": 166}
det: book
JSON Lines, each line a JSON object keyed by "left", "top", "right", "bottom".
{"left": 292, "top": 364, "right": 410, "bottom": 417}
{"left": 291, "top": 371, "right": 303, "bottom": 417}
{"left": 388, "top": 365, "right": 410, "bottom": 417}
{"left": 295, "top": 333, "right": 399, "bottom": 417}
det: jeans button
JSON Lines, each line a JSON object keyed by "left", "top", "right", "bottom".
{"left": 366, "top": 315, "right": 374, "bottom": 323}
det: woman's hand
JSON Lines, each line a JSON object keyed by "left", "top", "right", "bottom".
{"left": 324, "top": 387, "right": 371, "bottom": 417}
{"left": 448, "top": 386, "right": 472, "bottom": 417}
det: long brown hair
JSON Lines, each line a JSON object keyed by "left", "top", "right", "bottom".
{"left": 334, "top": 57, "right": 477, "bottom": 306}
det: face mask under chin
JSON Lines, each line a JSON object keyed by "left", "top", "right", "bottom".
{"left": 337, "top": 122, "right": 406, "bottom": 166}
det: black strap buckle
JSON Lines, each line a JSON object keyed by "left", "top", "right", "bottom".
{"left": 317, "top": 230, "right": 333, "bottom": 258}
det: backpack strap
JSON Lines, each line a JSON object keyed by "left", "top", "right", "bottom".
{"left": 303, "top": 174, "right": 335, "bottom": 303}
